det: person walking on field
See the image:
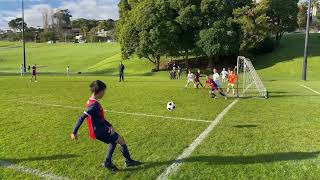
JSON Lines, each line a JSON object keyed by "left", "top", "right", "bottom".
{"left": 30, "top": 64, "right": 38, "bottom": 82}
{"left": 119, "top": 61, "right": 125, "bottom": 82}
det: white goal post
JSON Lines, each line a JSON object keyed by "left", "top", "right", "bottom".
{"left": 236, "top": 56, "right": 268, "bottom": 98}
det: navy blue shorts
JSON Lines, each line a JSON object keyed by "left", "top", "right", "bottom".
{"left": 96, "top": 131, "right": 119, "bottom": 144}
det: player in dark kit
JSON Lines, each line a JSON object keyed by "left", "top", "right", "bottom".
{"left": 30, "top": 64, "right": 37, "bottom": 82}
{"left": 205, "top": 75, "right": 227, "bottom": 100}
{"left": 194, "top": 69, "right": 203, "bottom": 88}
{"left": 71, "top": 80, "right": 141, "bottom": 172}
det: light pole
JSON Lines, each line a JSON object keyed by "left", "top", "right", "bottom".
{"left": 302, "top": 0, "right": 312, "bottom": 81}
{"left": 22, "top": 0, "right": 26, "bottom": 74}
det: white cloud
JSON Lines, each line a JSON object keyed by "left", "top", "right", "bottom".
{"left": 0, "top": 0, "right": 119, "bottom": 30}
{"left": 60, "top": 0, "right": 118, "bottom": 20}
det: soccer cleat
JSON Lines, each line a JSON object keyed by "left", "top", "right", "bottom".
{"left": 102, "top": 162, "right": 119, "bottom": 172}
{"left": 125, "top": 160, "right": 142, "bottom": 168}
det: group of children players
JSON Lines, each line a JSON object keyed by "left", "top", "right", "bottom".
{"left": 69, "top": 68, "right": 237, "bottom": 173}
{"left": 19, "top": 61, "right": 237, "bottom": 172}
{"left": 185, "top": 68, "right": 237, "bottom": 99}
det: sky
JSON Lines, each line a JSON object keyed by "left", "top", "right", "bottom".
{"left": 0, "top": 0, "right": 119, "bottom": 29}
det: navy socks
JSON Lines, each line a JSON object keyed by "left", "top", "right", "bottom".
{"left": 105, "top": 143, "right": 117, "bottom": 164}
{"left": 120, "top": 144, "right": 132, "bottom": 162}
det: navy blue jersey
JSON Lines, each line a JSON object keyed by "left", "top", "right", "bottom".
{"left": 72, "top": 99, "right": 112, "bottom": 139}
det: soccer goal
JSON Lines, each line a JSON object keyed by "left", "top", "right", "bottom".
{"left": 236, "top": 56, "right": 268, "bottom": 98}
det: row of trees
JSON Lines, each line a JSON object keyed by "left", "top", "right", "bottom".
{"left": 0, "top": 9, "right": 116, "bottom": 43}
{"left": 117, "top": 0, "right": 299, "bottom": 71}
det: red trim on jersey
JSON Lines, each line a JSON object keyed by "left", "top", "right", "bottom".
{"left": 86, "top": 99, "right": 97, "bottom": 139}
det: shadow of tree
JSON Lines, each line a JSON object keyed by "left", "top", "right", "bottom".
{"left": 123, "top": 151, "right": 320, "bottom": 171}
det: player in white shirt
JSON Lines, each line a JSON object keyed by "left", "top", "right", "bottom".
{"left": 212, "top": 68, "right": 222, "bottom": 90}
{"left": 185, "top": 70, "right": 195, "bottom": 88}
{"left": 221, "top": 68, "right": 228, "bottom": 83}
{"left": 20, "top": 64, "right": 25, "bottom": 76}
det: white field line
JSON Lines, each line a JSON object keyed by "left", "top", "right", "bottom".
{"left": 0, "top": 160, "right": 69, "bottom": 180}
{"left": 300, "top": 84, "right": 320, "bottom": 95}
{"left": 12, "top": 101, "right": 212, "bottom": 123}
{"left": 157, "top": 99, "right": 239, "bottom": 180}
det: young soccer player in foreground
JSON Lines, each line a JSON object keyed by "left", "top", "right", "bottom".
{"left": 71, "top": 80, "right": 141, "bottom": 172}
{"left": 205, "top": 75, "right": 227, "bottom": 100}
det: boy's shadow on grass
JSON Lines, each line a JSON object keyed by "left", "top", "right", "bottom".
{"left": 1, "top": 154, "right": 79, "bottom": 163}
{"left": 124, "top": 151, "right": 320, "bottom": 171}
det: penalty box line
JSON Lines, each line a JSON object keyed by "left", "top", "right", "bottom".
{"left": 0, "top": 160, "right": 69, "bottom": 180}
{"left": 300, "top": 84, "right": 320, "bottom": 95}
{"left": 157, "top": 99, "right": 239, "bottom": 180}
{"left": 10, "top": 101, "right": 212, "bottom": 123}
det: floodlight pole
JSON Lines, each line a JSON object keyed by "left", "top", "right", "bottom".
{"left": 22, "top": 0, "right": 26, "bottom": 74}
{"left": 302, "top": 0, "right": 312, "bottom": 81}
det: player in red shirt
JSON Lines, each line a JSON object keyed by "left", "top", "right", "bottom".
{"left": 71, "top": 80, "right": 141, "bottom": 172}
{"left": 194, "top": 69, "right": 203, "bottom": 88}
{"left": 30, "top": 64, "right": 37, "bottom": 82}
{"left": 205, "top": 75, "right": 227, "bottom": 100}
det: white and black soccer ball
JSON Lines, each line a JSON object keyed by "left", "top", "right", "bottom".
{"left": 167, "top": 102, "right": 176, "bottom": 111}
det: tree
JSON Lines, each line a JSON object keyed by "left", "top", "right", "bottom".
{"left": 196, "top": 19, "right": 239, "bottom": 68}
{"left": 197, "top": 0, "right": 240, "bottom": 68}
{"left": 72, "top": 18, "right": 99, "bottom": 39}
{"left": 170, "top": 0, "right": 202, "bottom": 68}
{"left": 118, "top": 0, "right": 180, "bottom": 71}
{"left": 297, "top": 3, "right": 308, "bottom": 29}
{"left": 233, "top": 1, "right": 270, "bottom": 53}
{"left": 53, "top": 9, "right": 72, "bottom": 40}
{"left": 267, "top": 0, "right": 299, "bottom": 41}
{"left": 97, "top": 19, "right": 115, "bottom": 31}
{"left": 8, "top": 18, "right": 27, "bottom": 32}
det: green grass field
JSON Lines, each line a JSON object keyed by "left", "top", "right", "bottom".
{"left": 0, "top": 34, "right": 320, "bottom": 179}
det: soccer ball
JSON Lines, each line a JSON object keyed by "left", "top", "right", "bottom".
{"left": 167, "top": 102, "right": 176, "bottom": 111}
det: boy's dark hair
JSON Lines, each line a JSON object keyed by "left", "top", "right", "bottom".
{"left": 90, "top": 80, "right": 107, "bottom": 94}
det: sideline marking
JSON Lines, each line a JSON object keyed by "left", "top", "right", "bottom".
{"left": 300, "top": 84, "right": 320, "bottom": 95}
{"left": 11, "top": 101, "right": 212, "bottom": 123}
{"left": 0, "top": 160, "right": 69, "bottom": 180}
{"left": 157, "top": 99, "right": 239, "bottom": 180}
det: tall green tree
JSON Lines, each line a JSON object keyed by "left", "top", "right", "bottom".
{"left": 171, "top": 0, "right": 201, "bottom": 68}
{"left": 53, "top": 9, "right": 72, "bottom": 40}
{"left": 233, "top": 1, "right": 270, "bottom": 53}
{"left": 8, "top": 18, "right": 27, "bottom": 32}
{"left": 297, "top": 2, "right": 308, "bottom": 29}
{"left": 118, "top": 0, "right": 180, "bottom": 71}
{"left": 197, "top": 0, "right": 239, "bottom": 68}
{"left": 267, "top": 0, "right": 299, "bottom": 41}
{"left": 197, "top": 19, "right": 239, "bottom": 68}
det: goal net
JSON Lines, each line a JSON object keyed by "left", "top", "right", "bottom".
{"left": 236, "top": 56, "right": 268, "bottom": 98}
